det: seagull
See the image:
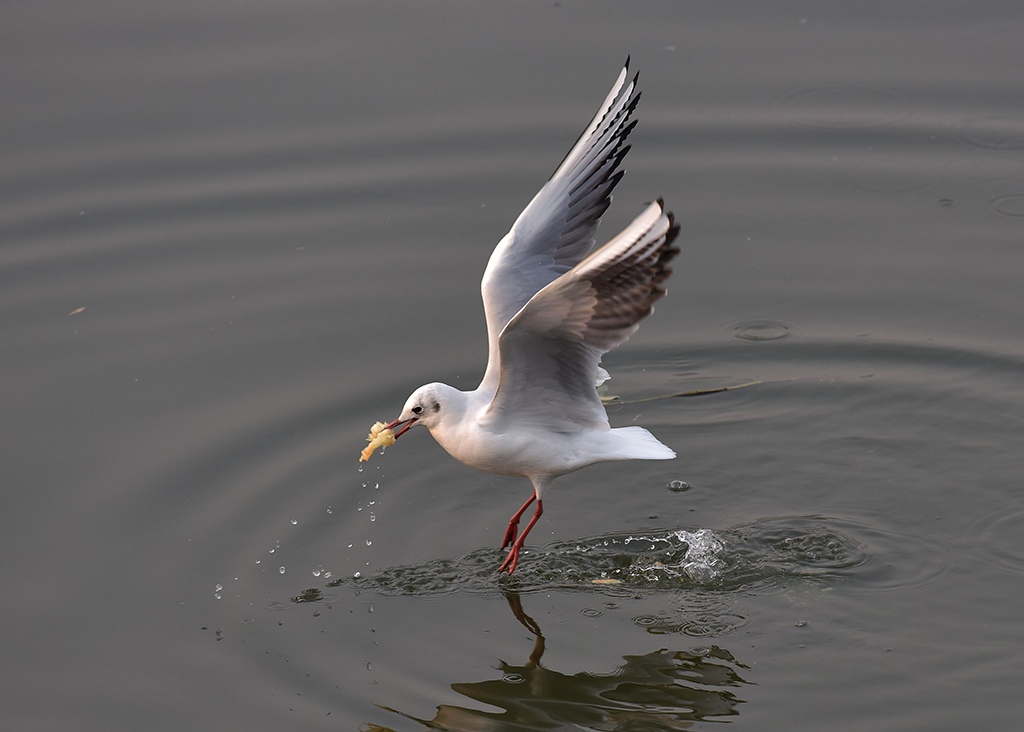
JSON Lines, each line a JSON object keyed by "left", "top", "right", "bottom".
{"left": 381, "top": 59, "right": 680, "bottom": 574}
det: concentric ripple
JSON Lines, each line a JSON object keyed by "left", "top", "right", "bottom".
{"left": 956, "top": 115, "right": 1024, "bottom": 150}
{"left": 727, "top": 319, "right": 804, "bottom": 344}
{"left": 968, "top": 504, "right": 1024, "bottom": 577}
{"left": 988, "top": 194, "right": 1024, "bottom": 218}
{"left": 949, "top": 157, "right": 1023, "bottom": 181}
{"left": 324, "top": 516, "right": 868, "bottom": 597}
{"left": 777, "top": 85, "right": 909, "bottom": 130}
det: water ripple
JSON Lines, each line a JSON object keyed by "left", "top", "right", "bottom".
{"left": 988, "top": 194, "right": 1024, "bottom": 218}
{"left": 845, "top": 163, "right": 938, "bottom": 194}
{"left": 326, "top": 516, "right": 868, "bottom": 597}
{"left": 968, "top": 504, "right": 1024, "bottom": 577}
{"left": 777, "top": 85, "right": 909, "bottom": 130}
{"left": 726, "top": 319, "right": 804, "bottom": 344}
{"left": 956, "top": 115, "right": 1024, "bottom": 150}
{"left": 949, "top": 156, "right": 1023, "bottom": 181}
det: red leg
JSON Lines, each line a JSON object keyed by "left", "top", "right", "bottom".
{"left": 501, "top": 492, "right": 536, "bottom": 549}
{"left": 499, "top": 499, "right": 543, "bottom": 575}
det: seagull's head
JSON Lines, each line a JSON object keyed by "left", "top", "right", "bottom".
{"left": 386, "top": 382, "right": 449, "bottom": 437}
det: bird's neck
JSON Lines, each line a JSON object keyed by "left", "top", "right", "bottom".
{"left": 426, "top": 385, "right": 486, "bottom": 442}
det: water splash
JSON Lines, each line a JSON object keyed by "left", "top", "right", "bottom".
{"left": 326, "top": 516, "right": 867, "bottom": 597}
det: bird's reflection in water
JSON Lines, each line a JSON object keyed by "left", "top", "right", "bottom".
{"left": 376, "top": 592, "right": 749, "bottom": 731}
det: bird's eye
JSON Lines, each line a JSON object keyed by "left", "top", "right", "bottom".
{"left": 411, "top": 405, "right": 423, "bottom": 415}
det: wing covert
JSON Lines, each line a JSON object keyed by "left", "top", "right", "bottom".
{"left": 482, "top": 200, "right": 680, "bottom": 432}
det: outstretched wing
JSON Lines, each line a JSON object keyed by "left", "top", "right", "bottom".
{"left": 478, "top": 59, "right": 640, "bottom": 392}
{"left": 482, "top": 200, "right": 680, "bottom": 432}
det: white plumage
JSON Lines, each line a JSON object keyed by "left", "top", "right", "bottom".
{"left": 382, "top": 59, "right": 680, "bottom": 573}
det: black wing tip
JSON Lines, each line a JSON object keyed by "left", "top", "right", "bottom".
{"left": 617, "top": 56, "right": 640, "bottom": 105}
{"left": 650, "top": 198, "right": 682, "bottom": 255}
{"left": 648, "top": 197, "right": 674, "bottom": 221}
{"left": 546, "top": 61, "right": 641, "bottom": 183}
{"left": 622, "top": 55, "right": 639, "bottom": 85}
{"left": 664, "top": 207, "right": 682, "bottom": 252}
{"left": 665, "top": 225, "right": 682, "bottom": 254}
{"left": 624, "top": 93, "right": 642, "bottom": 119}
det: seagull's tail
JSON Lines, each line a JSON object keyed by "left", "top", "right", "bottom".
{"left": 608, "top": 426, "right": 676, "bottom": 461}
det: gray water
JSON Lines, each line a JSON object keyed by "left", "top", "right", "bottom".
{"left": 4, "top": 2, "right": 1023, "bottom": 730}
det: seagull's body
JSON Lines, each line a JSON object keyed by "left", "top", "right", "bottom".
{"left": 410, "top": 382, "right": 671, "bottom": 479}
{"left": 383, "top": 59, "right": 680, "bottom": 573}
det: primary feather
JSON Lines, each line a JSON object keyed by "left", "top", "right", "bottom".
{"left": 479, "top": 58, "right": 641, "bottom": 393}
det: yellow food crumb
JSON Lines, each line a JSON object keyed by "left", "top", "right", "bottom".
{"left": 591, "top": 578, "right": 621, "bottom": 585}
{"left": 360, "top": 421, "right": 396, "bottom": 462}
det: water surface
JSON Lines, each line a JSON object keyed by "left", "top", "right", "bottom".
{"left": 3, "top": 1, "right": 1023, "bottom": 730}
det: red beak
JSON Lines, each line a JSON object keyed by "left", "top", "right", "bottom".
{"left": 385, "top": 417, "right": 417, "bottom": 438}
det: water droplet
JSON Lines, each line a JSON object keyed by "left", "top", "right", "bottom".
{"left": 290, "top": 519, "right": 298, "bottom": 526}
{"left": 353, "top": 571, "right": 361, "bottom": 578}
{"left": 312, "top": 569, "right": 321, "bottom": 577}
{"left": 326, "top": 506, "right": 333, "bottom": 514}
{"left": 279, "top": 566, "right": 286, "bottom": 574}
{"left": 795, "top": 620, "right": 808, "bottom": 627}
{"left": 365, "top": 539, "right": 373, "bottom": 546}
{"left": 369, "top": 513, "right": 376, "bottom": 522}
{"left": 668, "top": 480, "right": 691, "bottom": 492}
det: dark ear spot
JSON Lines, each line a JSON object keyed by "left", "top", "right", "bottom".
{"left": 432, "top": 401, "right": 441, "bottom": 413}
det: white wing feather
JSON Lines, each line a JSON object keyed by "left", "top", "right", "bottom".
{"left": 482, "top": 200, "right": 680, "bottom": 432}
{"left": 478, "top": 60, "right": 640, "bottom": 392}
